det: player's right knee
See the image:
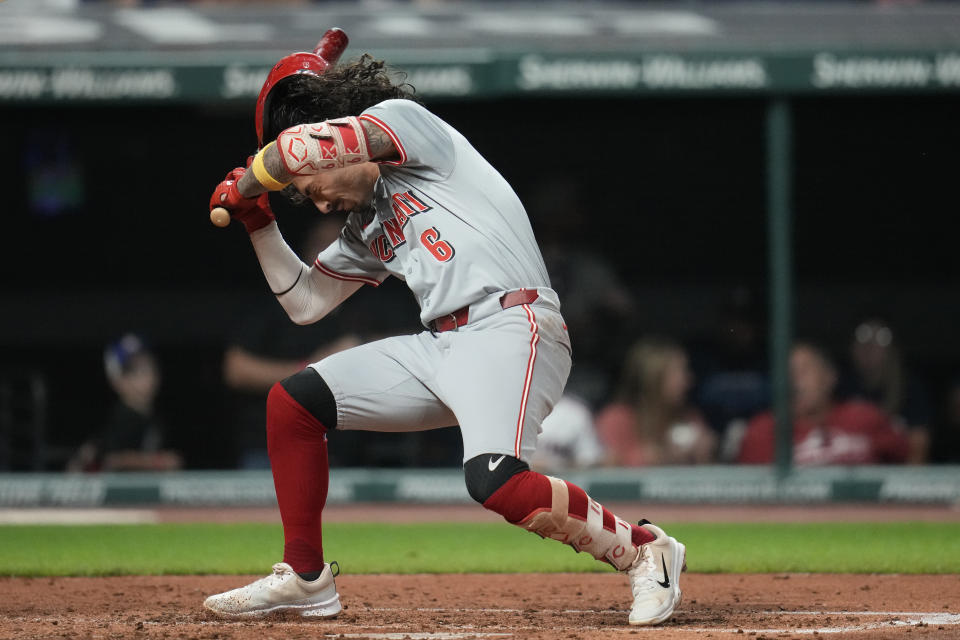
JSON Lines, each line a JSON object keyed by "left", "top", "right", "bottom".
{"left": 275, "top": 367, "right": 338, "bottom": 429}
{"left": 463, "top": 453, "right": 529, "bottom": 504}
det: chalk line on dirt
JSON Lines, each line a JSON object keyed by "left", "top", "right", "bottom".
{"left": 359, "top": 607, "right": 960, "bottom": 635}
{"left": 323, "top": 634, "right": 512, "bottom": 640}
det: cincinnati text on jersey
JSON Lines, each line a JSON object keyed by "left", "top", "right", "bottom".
{"left": 369, "top": 189, "right": 433, "bottom": 262}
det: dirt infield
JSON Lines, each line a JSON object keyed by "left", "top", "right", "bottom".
{"left": 2, "top": 573, "right": 958, "bottom": 640}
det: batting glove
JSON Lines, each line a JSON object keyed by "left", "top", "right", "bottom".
{"left": 209, "top": 167, "right": 275, "bottom": 234}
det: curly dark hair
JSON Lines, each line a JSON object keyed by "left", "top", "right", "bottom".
{"left": 263, "top": 54, "right": 420, "bottom": 144}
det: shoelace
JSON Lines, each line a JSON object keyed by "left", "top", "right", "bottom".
{"left": 254, "top": 563, "right": 295, "bottom": 588}
{"left": 627, "top": 546, "right": 661, "bottom": 597}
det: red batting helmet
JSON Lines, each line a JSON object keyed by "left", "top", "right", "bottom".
{"left": 254, "top": 27, "right": 349, "bottom": 147}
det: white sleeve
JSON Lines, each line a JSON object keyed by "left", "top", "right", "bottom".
{"left": 248, "top": 222, "right": 362, "bottom": 325}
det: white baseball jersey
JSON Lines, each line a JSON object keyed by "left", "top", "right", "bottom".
{"left": 308, "top": 99, "right": 571, "bottom": 462}
{"left": 314, "top": 99, "right": 552, "bottom": 326}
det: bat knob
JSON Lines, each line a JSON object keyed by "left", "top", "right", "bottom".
{"left": 210, "top": 207, "right": 231, "bottom": 228}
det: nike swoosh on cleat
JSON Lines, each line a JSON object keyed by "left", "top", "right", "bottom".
{"left": 657, "top": 555, "right": 670, "bottom": 589}
{"left": 488, "top": 455, "right": 506, "bottom": 471}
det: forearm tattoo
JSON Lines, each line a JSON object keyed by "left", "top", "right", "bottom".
{"left": 237, "top": 167, "right": 268, "bottom": 198}
{"left": 361, "top": 120, "right": 399, "bottom": 161}
{"left": 264, "top": 143, "right": 293, "bottom": 184}
{"left": 236, "top": 143, "right": 287, "bottom": 198}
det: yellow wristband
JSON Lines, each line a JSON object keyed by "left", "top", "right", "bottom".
{"left": 251, "top": 142, "right": 291, "bottom": 191}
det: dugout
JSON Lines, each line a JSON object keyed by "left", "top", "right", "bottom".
{"left": 1, "top": 2, "right": 959, "bottom": 471}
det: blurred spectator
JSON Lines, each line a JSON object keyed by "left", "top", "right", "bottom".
{"left": 530, "top": 394, "right": 606, "bottom": 472}
{"left": 929, "top": 380, "right": 960, "bottom": 464}
{"left": 738, "top": 342, "right": 909, "bottom": 465}
{"left": 67, "top": 334, "right": 183, "bottom": 472}
{"left": 595, "top": 337, "right": 716, "bottom": 466}
{"left": 692, "top": 286, "right": 769, "bottom": 462}
{"left": 839, "top": 318, "right": 930, "bottom": 463}
{"left": 223, "top": 215, "right": 361, "bottom": 468}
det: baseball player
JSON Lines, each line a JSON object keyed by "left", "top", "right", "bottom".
{"left": 203, "top": 47, "right": 686, "bottom": 626}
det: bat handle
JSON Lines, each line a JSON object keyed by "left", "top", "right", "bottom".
{"left": 210, "top": 207, "right": 231, "bottom": 228}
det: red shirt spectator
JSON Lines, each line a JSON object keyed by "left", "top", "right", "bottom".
{"left": 738, "top": 342, "right": 908, "bottom": 465}
{"left": 739, "top": 400, "right": 908, "bottom": 465}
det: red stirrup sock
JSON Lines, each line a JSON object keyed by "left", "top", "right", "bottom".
{"left": 483, "top": 470, "right": 654, "bottom": 570}
{"left": 266, "top": 382, "right": 329, "bottom": 574}
{"left": 631, "top": 521, "right": 656, "bottom": 547}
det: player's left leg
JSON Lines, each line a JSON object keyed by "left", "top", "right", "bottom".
{"left": 439, "top": 303, "right": 685, "bottom": 626}
{"left": 463, "top": 453, "right": 685, "bottom": 625}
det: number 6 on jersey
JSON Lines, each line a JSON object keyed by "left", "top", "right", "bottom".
{"left": 420, "top": 227, "right": 455, "bottom": 262}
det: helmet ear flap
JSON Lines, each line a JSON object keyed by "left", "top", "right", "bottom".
{"left": 260, "top": 74, "right": 325, "bottom": 146}
{"left": 260, "top": 83, "right": 283, "bottom": 145}
{"left": 255, "top": 53, "right": 328, "bottom": 147}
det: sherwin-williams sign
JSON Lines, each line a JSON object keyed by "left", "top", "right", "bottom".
{"left": 2, "top": 52, "right": 960, "bottom": 103}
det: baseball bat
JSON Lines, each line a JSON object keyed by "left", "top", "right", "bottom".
{"left": 314, "top": 27, "right": 348, "bottom": 66}
{"left": 210, "top": 28, "right": 348, "bottom": 228}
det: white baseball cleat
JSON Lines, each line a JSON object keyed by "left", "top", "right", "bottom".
{"left": 626, "top": 522, "right": 686, "bottom": 626}
{"left": 203, "top": 561, "right": 342, "bottom": 618}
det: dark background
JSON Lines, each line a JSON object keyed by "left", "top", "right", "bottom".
{"left": 2, "top": 94, "right": 958, "bottom": 468}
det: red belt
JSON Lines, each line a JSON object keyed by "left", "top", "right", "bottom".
{"left": 430, "top": 288, "right": 540, "bottom": 332}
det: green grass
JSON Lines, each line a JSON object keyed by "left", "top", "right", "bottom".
{"left": 1, "top": 522, "right": 958, "bottom": 576}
